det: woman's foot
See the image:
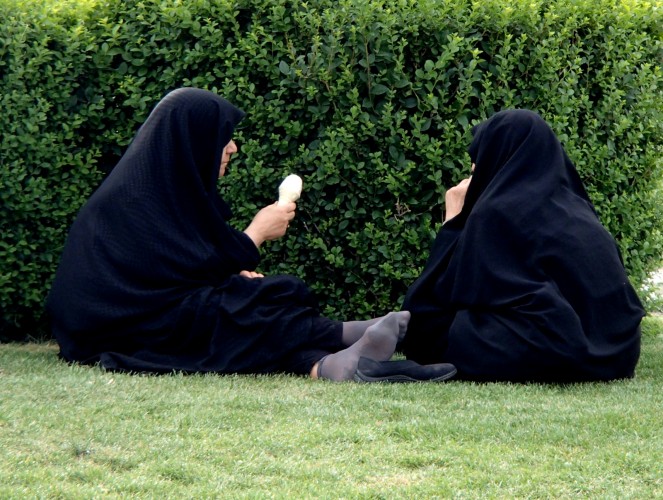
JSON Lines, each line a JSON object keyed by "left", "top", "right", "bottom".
{"left": 341, "top": 316, "right": 384, "bottom": 346}
{"left": 315, "top": 311, "right": 411, "bottom": 381}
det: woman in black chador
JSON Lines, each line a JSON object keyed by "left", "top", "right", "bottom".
{"left": 400, "top": 109, "right": 644, "bottom": 382}
{"left": 47, "top": 87, "right": 456, "bottom": 383}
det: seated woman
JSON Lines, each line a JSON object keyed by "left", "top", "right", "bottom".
{"left": 46, "top": 87, "right": 456, "bottom": 383}
{"left": 400, "top": 109, "right": 645, "bottom": 382}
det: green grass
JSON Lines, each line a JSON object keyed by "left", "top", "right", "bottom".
{"left": 1, "top": 317, "right": 662, "bottom": 498}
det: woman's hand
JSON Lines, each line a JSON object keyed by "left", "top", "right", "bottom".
{"left": 243, "top": 202, "right": 296, "bottom": 248}
{"left": 444, "top": 177, "right": 472, "bottom": 222}
{"left": 239, "top": 270, "right": 264, "bottom": 279}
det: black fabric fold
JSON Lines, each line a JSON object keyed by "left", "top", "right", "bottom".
{"left": 47, "top": 88, "right": 341, "bottom": 374}
{"left": 401, "top": 109, "right": 644, "bottom": 382}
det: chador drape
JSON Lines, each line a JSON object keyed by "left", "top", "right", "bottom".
{"left": 47, "top": 88, "right": 342, "bottom": 374}
{"left": 401, "top": 109, "right": 644, "bottom": 382}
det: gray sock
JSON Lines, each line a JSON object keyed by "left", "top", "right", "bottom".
{"left": 341, "top": 316, "right": 384, "bottom": 346}
{"left": 318, "top": 311, "right": 411, "bottom": 381}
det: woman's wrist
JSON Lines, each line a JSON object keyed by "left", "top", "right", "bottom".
{"left": 243, "top": 226, "right": 264, "bottom": 248}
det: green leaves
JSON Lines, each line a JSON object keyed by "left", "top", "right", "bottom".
{"left": 1, "top": 0, "right": 661, "bottom": 338}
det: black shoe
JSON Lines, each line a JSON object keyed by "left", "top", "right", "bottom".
{"left": 354, "top": 357, "right": 457, "bottom": 383}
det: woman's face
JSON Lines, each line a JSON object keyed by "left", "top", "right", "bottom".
{"left": 218, "top": 139, "right": 238, "bottom": 177}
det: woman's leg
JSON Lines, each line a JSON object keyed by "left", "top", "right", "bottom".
{"left": 341, "top": 316, "right": 385, "bottom": 346}
{"left": 274, "top": 315, "right": 391, "bottom": 375}
{"left": 311, "top": 311, "right": 410, "bottom": 381}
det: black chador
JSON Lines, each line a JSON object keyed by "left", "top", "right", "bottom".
{"left": 47, "top": 88, "right": 342, "bottom": 374}
{"left": 401, "top": 110, "right": 644, "bottom": 382}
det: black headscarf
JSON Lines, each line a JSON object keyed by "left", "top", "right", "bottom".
{"left": 401, "top": 109, "right": 644, "bottom": 382}
{"left": 47, "top": 88, "right": 263, "bottom": 363}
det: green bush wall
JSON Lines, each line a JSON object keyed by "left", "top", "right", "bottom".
{"left": 1, "top": 0, "right": 661, "bottom": 340}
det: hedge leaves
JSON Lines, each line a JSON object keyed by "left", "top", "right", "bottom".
{"left": 1, "top": 0, "right": 661, "bottom": 339}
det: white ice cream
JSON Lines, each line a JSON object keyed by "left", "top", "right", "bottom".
{"left": 277, "top": 174, "right": 303, "bottom": 205}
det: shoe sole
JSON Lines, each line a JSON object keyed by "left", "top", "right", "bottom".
{"left": 353, "top": 367, "right": 457, "bottom": 383}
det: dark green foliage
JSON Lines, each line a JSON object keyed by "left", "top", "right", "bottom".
{"left": 1, "top": 0, "right": 661, "bottom": 339}
{"left": 0, "top": 0, "right": 104, "bottom": 338}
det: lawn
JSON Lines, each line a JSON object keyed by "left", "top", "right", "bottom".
{"left": 1, "top": 317, "right": 661, "bottom": 498}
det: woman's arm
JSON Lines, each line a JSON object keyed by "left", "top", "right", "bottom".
{"left": 444, "top": 177, "right": 472, "bottom": 223}
{"left": 243, "top": 202, "right": 296, "bottom": 248}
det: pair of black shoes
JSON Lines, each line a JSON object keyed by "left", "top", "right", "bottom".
{"left": 354, "top": 357, "right": 457, "bottom": 383}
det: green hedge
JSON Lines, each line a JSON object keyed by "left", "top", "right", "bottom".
{"left": 1, "top": 0, "right": 661, "bottom": 340}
